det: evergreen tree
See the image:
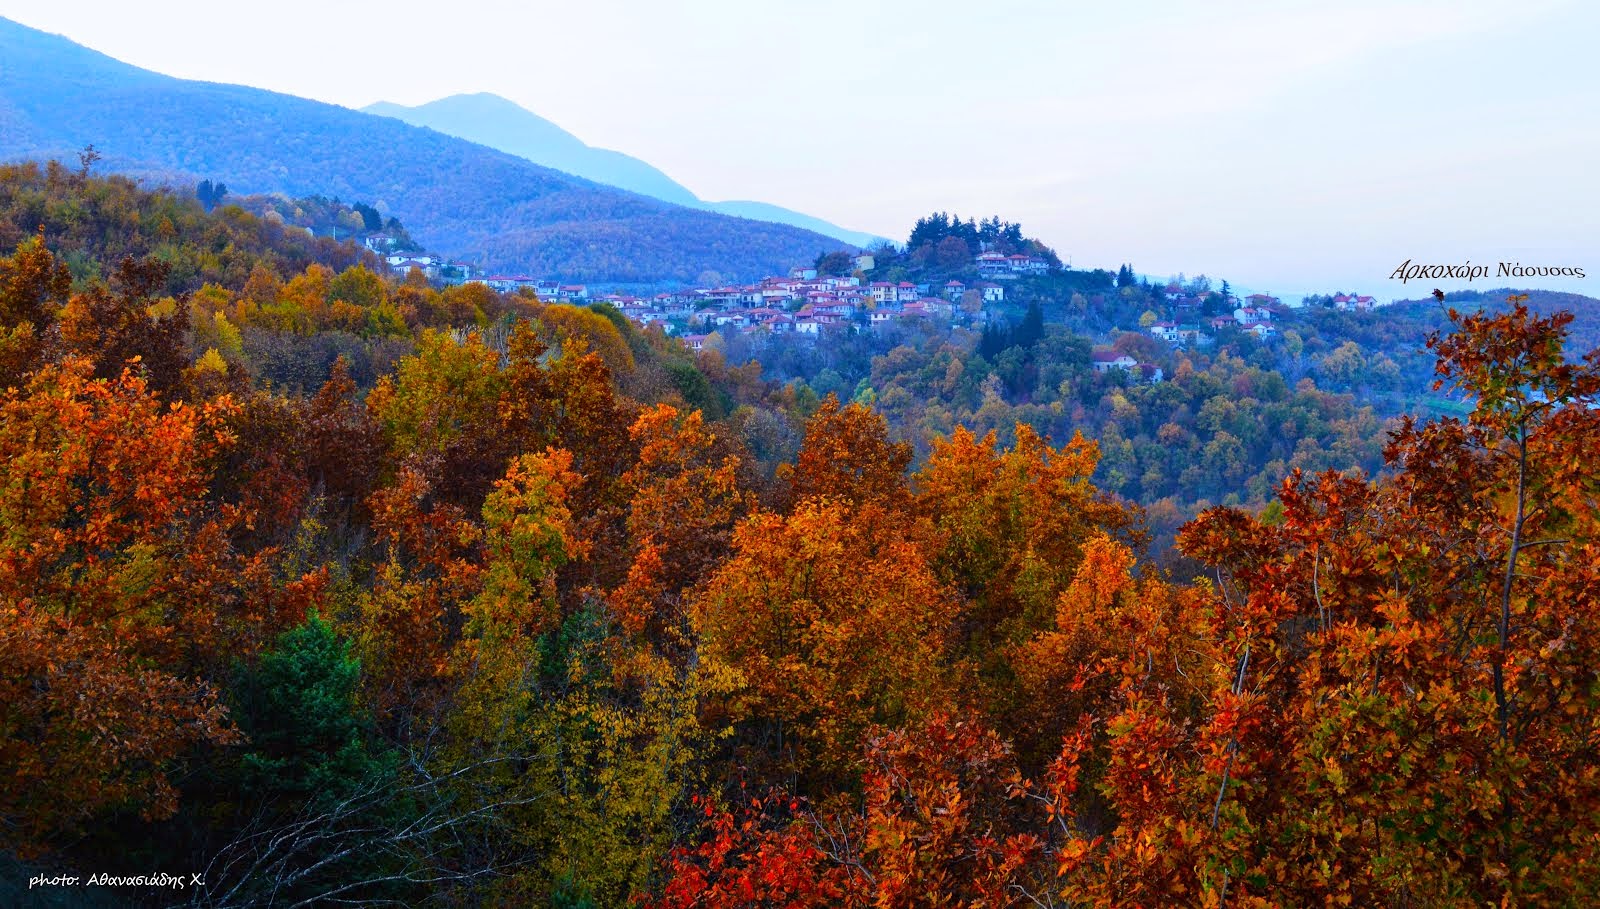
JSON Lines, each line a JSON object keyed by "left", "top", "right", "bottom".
{"left": 1017, "top": 302, "right": 1045, "bottom": 348}
{"left": 353, "top": 202, "right": 383, "bottom": 232}
{"left": 234, "top": 611, "right": 394, "bottom": 807}
{"left": 196, "top": 179, "right": 228, "bottom": 212}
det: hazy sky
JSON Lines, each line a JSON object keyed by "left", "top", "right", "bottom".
{"left": 4, "top": 0, "right": 1596, "bottom": 297}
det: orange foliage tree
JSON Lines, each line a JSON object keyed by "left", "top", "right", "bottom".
{"left": 1043, "top": 298, "right": 1600, "bottom": 905}
{"left": 692, "top": 497, "right": 960, "bottom": 785}
{"left": 0, "top": 361, "right": 250, "bottom": 851}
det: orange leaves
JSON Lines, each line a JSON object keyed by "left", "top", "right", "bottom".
{"left": 1075, "top": 297, "right": 1600, "bottom": 905}
{"left": 692, "top": 498, "right": 960, "bottom": 781}
{"left": 783, "top": 394, "right": 912, "bottom": 513}
{"left": 859, "top": 713, "right": 1040, "bottom": 907}
{"left": 1057, "top": 533, "right": 1136, "bottom": 626}
{"left": 914, "top": 422, "right": 1137, "bottom": 642}
{"left": 612, "top": 404, "right": 751, "bottom": 643}
{"left": 1429, "top": 298, "right": 1600, "bottom": 440}
{"left": 0, "top": 359, "right": 234, "bottom": 621}
{"left": 0, "top": 360, "right": 249, "bottom": 853}
{"left": 0, "top": 232, "right": 70, "bottom": 387}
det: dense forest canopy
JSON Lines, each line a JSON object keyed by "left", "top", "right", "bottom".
{"left": 2, "top": 164, "right": 1598, "bottom": 908}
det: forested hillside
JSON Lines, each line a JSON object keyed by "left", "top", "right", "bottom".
{"left": 733, "top": 223, "right": 1598, "bottom": 549}
{"left": 2, "top": 166, "right": 1598, "bottom": 908}
{"left": 0, "top": 17, "right": 850, "bottom": 283}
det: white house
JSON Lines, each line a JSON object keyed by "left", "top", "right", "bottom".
{"left": 480, "top": 274, "right": 539, "bottom": 293}
{"left": 387, "top": 252, "right": 436, "bottom": 268}
{"left": 979, "top": 282, "right": 1005, "bottom": 303}
{"left": 1148, "top": 321, "right": 1181, "bottom": 343}
{"left": 1091, "top": 350, "right": 1138, "bottom": 373}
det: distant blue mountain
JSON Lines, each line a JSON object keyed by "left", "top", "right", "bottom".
{"left": 364, "top": 94, "right": 891, "bottom": 249}
{"left": 0, "top": 16, "right": 857, "bottom": 283}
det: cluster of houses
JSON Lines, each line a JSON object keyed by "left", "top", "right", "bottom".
{"left": 1144, "top": 292, "right": 1286, "bottom": 345}
{"left": 361, "top": 232, "right": 1067, "bottom": 334}
{"left": 470, "top": 276, "right": 592, "bottom": 301}
{"left": 1093, "top": 293, "right": 1294, "bottom": 384}
{"left": 363, "top": 236, "right": 479, "bottom": 286}
{"left": 361, "top": 235, "right": 1392, "bottom": 390}
{"left": 497, "top": 263, "right": 1017, "bottom": 349}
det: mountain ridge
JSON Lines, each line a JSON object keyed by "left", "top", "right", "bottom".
{"left": 0, "top": 16, "right": 856, "bottom": 284}
{"left": 362, "top": 93, "right": 891, "bottom": 249}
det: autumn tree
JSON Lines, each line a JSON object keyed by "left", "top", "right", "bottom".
{"left": 610, "top": 404, "right": 753, "bottom": 649}
{"left": 1043, "top": 298, "right": 1600, "bottom": 904}
{"left": 58, "top": 256, "right": 190, "bottom": 397}
{"left": 0, "top": 361, "right": 248, "bottom": 852}
{"left": 692, "top": 498, "right": 959, "bottom": 785}
{"left": 781, "top": 394, "right": 912, "bottom": 514}
{"left": 0, "top": 233, "right": 70, "bottom": 387}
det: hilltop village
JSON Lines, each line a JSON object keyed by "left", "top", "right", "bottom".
{"left": 356, "top": 221, "right": 1396, "bottom": 386}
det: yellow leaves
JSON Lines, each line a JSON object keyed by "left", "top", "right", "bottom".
{"left": 468, "top": 448, "right": 584, "bottom": 646}
{"left": 484, "top": 448, "right": 585, "bottom": 565}
{"left": 194, "top": 347, "right": 228, "bottom": 375}
{"left": 368, "top": 328, "right": 507, "bottom": 460}
{"left": 539, "top": 303, "right": 636, "bottom": 375}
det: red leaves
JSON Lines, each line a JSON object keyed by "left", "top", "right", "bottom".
{"left": 649, "top": 794, "right": 847, "bottom": 909}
